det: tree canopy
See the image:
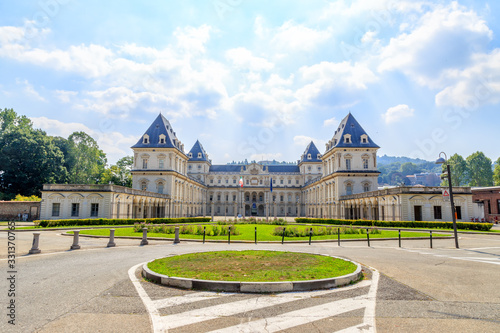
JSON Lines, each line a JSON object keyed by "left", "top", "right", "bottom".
{"left": 466, "top": 151, "right": 493, "bottom": 187}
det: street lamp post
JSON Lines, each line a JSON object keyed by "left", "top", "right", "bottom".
{"left": 436, "top": 152, "right": 459, "bottom": 249}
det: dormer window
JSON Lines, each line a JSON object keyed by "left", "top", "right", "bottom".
{"left": 188, "top": 153, "right": 192, "bottom": 158}
{"left": 198, "top": 152, "right": 202, "bottom": 158}
{"left": 143, "top": 134, "right": 149, "bottom": 144}
{"left": 361, "top": 134, "right": 368, "bottom": 144}
{"left": 334, "top": 139, "right": 337, "bottom": 145}
{"left": 344, "top": 134, "right": 351, "bottom": 144}
{"left": 307, "top": 154, "right": 311, "bottom": 159}
{"left": 317, "top": 154, "right": 321, "bottom": 159}
{"left": 159, "top": 134, "right": 166, "bottom": 144}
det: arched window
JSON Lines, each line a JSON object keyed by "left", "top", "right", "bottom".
{"left": 346, "top": 183, "right": 353, "bottom": 195}
{"left": 157, "top": 183, "right": 164, "bottom": 194}
{"left": 141, "top": 181, "right": 147, "bottom": 191}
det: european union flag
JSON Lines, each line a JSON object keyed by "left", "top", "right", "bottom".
{"left": 270, "top": 177, "right": 273, "bottom": 192}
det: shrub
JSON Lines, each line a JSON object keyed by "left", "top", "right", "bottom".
{"left": 34, "top": 217, "right": 211, "bottom": 228}
{"left": 294, "top": 218, "right": 493, "bottom": 231}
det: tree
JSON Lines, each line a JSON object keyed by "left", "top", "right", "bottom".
{"left": 494, "top": 157, "right": 500, "bottom": 186}
{"left": 66, "top": 132, "right": 107, "bottom": 184}
{"left": 400, "top": 162, "right": 421, "bottom": 176}
{"left": 466, "top": 152, "right": 493, "bottom": 187}
{"left": 441, "top": 154, "right": 468, "bottom": 186}
{"left": 100, "top": 156, "right": 133, "bottom": 187}
{"left": 0, "top": 112, "right": 67, "bottom": 197}
{"left": 13, "top": 194, "right": 41, "bottom": 201}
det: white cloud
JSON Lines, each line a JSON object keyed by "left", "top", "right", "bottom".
{"left": 296, "top": 61, "right": 377, "bottom": 105}
{"left": 293, "top": 135, "right": 326, "bottom": 149}
{"left": 18, "top": 79, "right": 46, "bottom": 102}
{"left": 435, "top": 49, "right": 500, "bottom": 107}
{"left": 382, "top": 104, "right": 414, "bottom": 124}
{"left": 225, "top": 47, "right": 274, "bottom": 72}
{"left": 55, "top": 90, "right": 77, "bottom": 103}
{"left": 323, "top": 117, "right": 338, "bottom": 127}
{"left": 271, "top": 21, "right": 331, "bottom": 51}
{"left": 378, "top": 2, "right": 493, "bottom": 87}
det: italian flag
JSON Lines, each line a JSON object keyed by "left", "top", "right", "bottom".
{"left": 239, "top": 176, "right": 244, "bottom": 187}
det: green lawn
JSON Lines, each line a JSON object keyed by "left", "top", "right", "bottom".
{"left": 148, "top": 250, "right": 357, "bottom": 282}
{"left": 75, "top": 224, "right": 441, "bottom": 241}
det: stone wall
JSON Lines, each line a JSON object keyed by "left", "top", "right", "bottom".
{"left": 0, "top": 201, "right": 41, "bottom": 221}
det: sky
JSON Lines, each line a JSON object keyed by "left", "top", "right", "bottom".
{"left": 1, "top": 0, "right": 499, "bottom": 165}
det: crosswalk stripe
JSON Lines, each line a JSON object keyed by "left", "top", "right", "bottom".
{"left": 158, "top": 282, "right": 371, "bottom": 330}
{"left": 153, "top": 291, "right": 235, "bottom": 309}
{"left": 207, "top": 297, "right": 369, "bottom": 333}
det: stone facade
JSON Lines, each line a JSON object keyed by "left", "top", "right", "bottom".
{"left": 39, "top": 112, "right": 478, "bottom": 222}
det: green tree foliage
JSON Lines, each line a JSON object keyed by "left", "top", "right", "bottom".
{"left": 441, "top": 154, "right": 468, "bottom": 186}
{"left": 466, "top": 151, "right": 493, "bottom": 187}
{"left": 100, "top": 156, "right": 133, "bottom": 187}
{"left": 400, "top": 162, "right": 422, "bottom": 176}
{"left": 66, "top": 131, "right": 107, "bottom": 184}
{"left": 0, "top": 108, "right": 68, "bottom": 198}
{"left": 493, "top": 157, "right": 500, "bottom": 186}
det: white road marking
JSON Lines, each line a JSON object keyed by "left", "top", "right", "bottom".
{"left": 128, "top": 263, "right": 167, "bottom": 333}
{"left": 153, "top": 291, "right": 236, "bottom": 309}
{"left": 397, "top": 248, "right": 500, "bottom": 266}
{"left": 208, "top": 297, "right": 369, "bottom": 333}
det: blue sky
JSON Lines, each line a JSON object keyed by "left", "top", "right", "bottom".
{"left": 1, "top": 0, "right": 499, "bottom": 165}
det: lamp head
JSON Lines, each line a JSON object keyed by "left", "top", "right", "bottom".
{"left": 435, "top": 157, "right": 446, "bottom": 165}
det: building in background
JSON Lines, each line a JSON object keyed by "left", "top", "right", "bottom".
{"left": 472, "top": 186, "right": 500, "bottom": 223}
{"left": 40, "top": 113, "right": 477, "bottom": 222}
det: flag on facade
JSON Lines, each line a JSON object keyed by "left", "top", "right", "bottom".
{"left": 239, "top": 176, "right": 243, "bottom": 188}
{"left": 270, "top": 177, "right": 273, "bottom": 192}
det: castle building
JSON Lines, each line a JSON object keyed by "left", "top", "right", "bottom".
{"left": 40, "top": 112, "right": 476, "bottom": 222}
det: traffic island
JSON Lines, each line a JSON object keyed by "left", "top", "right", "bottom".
{"left": 142, "top": 250, "right": 362, "bottom": 293}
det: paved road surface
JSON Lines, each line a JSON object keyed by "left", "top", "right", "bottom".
{"left": 0, "top": 229, "right": 499, "bottom": 332}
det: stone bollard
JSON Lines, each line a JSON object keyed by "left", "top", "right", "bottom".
{"left": 29, "top": 232, "right": 41, "bottom": 254}
{"left": 70, "top": 230, "right": 81, "bottom": 250}
{"left": 141, "top": 228, "right": 149, "bottom": 246}
{"left": 107, "top": 229, "right": 116, "bottom": 247}
{"left": 174, "top": 227, "right": 180, "bottom": 244}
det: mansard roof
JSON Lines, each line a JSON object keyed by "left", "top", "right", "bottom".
{"left": 208, "top": 164, "right": 300, "bottom": 173}
{"left": 188, "top": 140, "right": 209, "bottom": 162}
{"left": 326, "top": 113, "right": 379, "bottom": 151}
{"left": 299, "top": 141, "right": 322, "bottom": 163}
{"left": 131, "top": 114, "right": 183, "bottom": 151}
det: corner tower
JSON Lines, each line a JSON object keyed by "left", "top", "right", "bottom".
{"left": 322, "top": 113, "right": 380, "bottom": 197}
{"left": 187, "top": 140, "right": 211, "bottom": 183}
{"left": 131, "top": 114, "right": 188, "bottom": 193}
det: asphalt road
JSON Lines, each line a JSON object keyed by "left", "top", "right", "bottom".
{"left": 0, "top": 229, "right": 499, "bottom": 332}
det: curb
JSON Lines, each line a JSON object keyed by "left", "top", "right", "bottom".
{"left": 142, "top": 251, "right": 363, "bottom": 293}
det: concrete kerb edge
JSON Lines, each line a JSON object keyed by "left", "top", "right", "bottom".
{"left": 141, "top": 250, "right": 363, "bottom": 293}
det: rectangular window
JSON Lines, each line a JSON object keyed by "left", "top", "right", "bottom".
{"left": 209, "top": 195, "right": 213, "bottom": 201}
{"left": 71, "top": 203, "right": 80, "bottom": 217}
{"left": 91, "top": 203, "right": 99, "bottom": 217}
{"left": 233, "top": 195, "right": 236, "bottom": 201}
{"left": 363, "top": 159, "right": 368, "bottom": 169}
{"left": 455, "top": 206, "right": 462, "bottom": 220}
{"left": 296, "top": 179, "right": 299, "bottom": 184}
{"left": 288, "top": 179, "right": 291, "bottom": 184}
{"left": 218, "top": 179, "right": 221, "bottom": 184}
{"left": 280, "top": 195, "right": 284, "bottom": 202}
{"left": 433, "top": 206, "right": 442, "bottom": 220}
{"left": 210, "top": 179, "right": 213, "bottom": 183}
{"left": 233, "top": 179, "right": 236, "bottom": 184}
{"left": 273, "top": 179, "right": 276, "bottom": 184}
{"left": 217, "top": 195, "right": 221, "bottom": 201}
{"left": 142, "top": 159, "right": 148, "bottom": 169}
{"left": 159, "top": 159, "right": 164, "bottom": 169}
{"left": 497, "top": 200, "right": 500, "bottom": 214}
{"left": 346, "top": 159, "right": 351, "bottom": 170}
{"left": 158, "top": 184, "right": 164, "bottom": 194}
{"left": 280, "top": 179, "right": 284, "bottom": 184}
{"left": 52, "top": 203, "right": 60, "bottom": 217}
{"left": 225, "top": 179, "right": 228, "bottom": 184}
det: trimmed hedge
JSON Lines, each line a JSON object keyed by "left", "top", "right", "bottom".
{"left": 35, "top": 217, "right": 211, "bottom": 228}
{"left": 294, "top": 218, "right": 493, "bottom": 231}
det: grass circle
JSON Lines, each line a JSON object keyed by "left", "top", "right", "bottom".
{"left": 147, "top": 250, "right": 358, "bottom": 282}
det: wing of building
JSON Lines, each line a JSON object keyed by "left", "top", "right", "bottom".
{"left": 40, "top": 113, "right": 478, "bottom": 223}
